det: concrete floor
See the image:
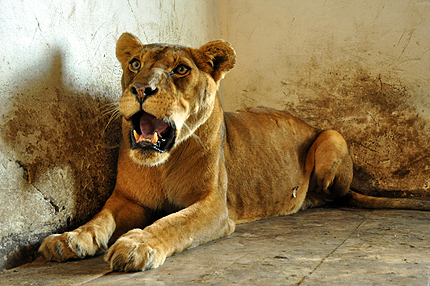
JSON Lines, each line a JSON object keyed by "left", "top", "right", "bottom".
{"left": 1, "top": 208, "right": 430, "bottom": 285}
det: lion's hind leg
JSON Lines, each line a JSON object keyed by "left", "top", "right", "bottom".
{"left": 302, "top": 130, "right": 353, "bottom": 209}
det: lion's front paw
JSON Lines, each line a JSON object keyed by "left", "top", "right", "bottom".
{"left": 38, "top": 226, "right": 108, "bottom": 262}
{"left": 38, "top": 233, "right": 78, "bottom": 262}
{"left": 104, "top": 230, "right": 166, "bottom": 272}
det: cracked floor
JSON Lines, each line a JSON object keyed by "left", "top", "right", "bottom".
{"left": 1, "top": 208, "right": 430, "bottom": 285}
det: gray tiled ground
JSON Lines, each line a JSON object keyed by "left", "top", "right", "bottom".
{"left": 2, "top": 208, "right": 430, "bottom": 285}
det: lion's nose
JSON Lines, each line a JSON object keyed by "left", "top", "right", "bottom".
{"left": 130, "top": 83, "right": 159, "bottom": 103}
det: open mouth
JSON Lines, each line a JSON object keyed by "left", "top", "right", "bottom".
{"left": 130, "top": 111, "right": 176, "bottom": 153}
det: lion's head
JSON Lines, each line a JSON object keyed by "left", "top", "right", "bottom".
{"left": 115, "top": 33, "right": 236, "bottom": 166}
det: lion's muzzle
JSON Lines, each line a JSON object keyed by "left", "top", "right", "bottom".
{"left": 126, "top": 76, "right": 176, "bottom": 154}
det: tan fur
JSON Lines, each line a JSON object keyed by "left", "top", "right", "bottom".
{"left": 38, "top": 33, "right": 429, "bottom": 272}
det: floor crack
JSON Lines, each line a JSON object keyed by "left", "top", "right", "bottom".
{"left": 75, "top": 269, "right": 113, "bottom": 285}
{"left": 296, "top": 212, "right": 369, "bottom": 285}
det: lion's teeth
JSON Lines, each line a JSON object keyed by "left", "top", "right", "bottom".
{"left": 133, "top": 130, "right": 158, "bottom": 144}
{"left": 133, "top": 130, "right": 140, "bottom": 142}
{"left": 152, "top": 132, "right": 158, "bottom": 144}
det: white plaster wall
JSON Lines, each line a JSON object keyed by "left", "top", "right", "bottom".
{"left": 0, "top": 0, "right": 222, "bottom": 269}
{"left": 220, "top": 0, "right": 430, "bottom": 114}
{"left": 222, "top": 0, "right": 430, "bottom": 113}
{"left": 1, "top": 0, "right": 221, "bottom": 98}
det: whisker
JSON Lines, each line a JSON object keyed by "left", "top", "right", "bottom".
{"left": 98, "top": 102, "right": 120, "bottom": 118}
{"left": 103, "top": 110, "right": 121, "bottom": 131}
{"left": 96, "top": 102, "right": 122, "bottom": 148}
{"left": 97, "top": 103, "right": 119, "bottom": 121}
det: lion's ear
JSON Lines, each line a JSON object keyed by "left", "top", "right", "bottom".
{"left": 195, "top": 40, "right": 236, "bottom": 83}
{"left": 116, "top": 33, "right": 143, "bottom": 69}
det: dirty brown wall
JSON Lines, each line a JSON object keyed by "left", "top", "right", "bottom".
{"left": 220, "top": 0, "right": 430, "bottom": 197}
{"left": 0, "top": 0, "right": 222, "bottom": 269}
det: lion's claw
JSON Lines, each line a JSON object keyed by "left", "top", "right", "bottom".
{"left": 38, "top": 226, "right": 108, "bottom": 262}
{"left": 38, "top": 233, "right": 79, "bottom": 262}
{"left": 104, "top": 234, "right": 166, "bottom": 272}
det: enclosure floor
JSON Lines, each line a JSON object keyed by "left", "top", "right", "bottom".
{"left": 1, "top": 208, "right": 430, "bottom": 285}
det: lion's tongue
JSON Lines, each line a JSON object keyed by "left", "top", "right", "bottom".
{"left": 135, "top": 112, "right": 168, "bottom": 144}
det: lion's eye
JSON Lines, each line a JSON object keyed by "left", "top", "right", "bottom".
{"left": 129, "top": 59, "right": 141, "bottom": 71}
{"left": 173, "top": 64, "right": 190, "bottom": 75}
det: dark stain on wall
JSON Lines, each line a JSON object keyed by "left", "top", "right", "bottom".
{"left": 283, "top": 67, "right": 430, "bottom": 197}
{"left": 0, "top": 51, "right": 122, "bottom": 269}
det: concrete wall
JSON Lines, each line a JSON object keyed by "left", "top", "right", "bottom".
{"left": 0, "top": 0, "right": 222, "bottom": 269}
{"left": 220, "top": 0, "right": 430, "bottom": 197}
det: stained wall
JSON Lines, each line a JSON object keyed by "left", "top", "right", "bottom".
{"left": 219, "top": 0, "right": 430, "bottom": 197}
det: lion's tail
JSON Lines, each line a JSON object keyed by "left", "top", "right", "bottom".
{"left": 343, "top": 190, "right": 430, "bottom": 211}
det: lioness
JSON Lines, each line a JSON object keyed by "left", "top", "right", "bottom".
{"left": 39, "top": 33, "right": 430, "bottom": 272}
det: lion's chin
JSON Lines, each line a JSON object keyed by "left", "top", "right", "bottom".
{"left": 129, "top": 149, "right": 170, "bottom": 166}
